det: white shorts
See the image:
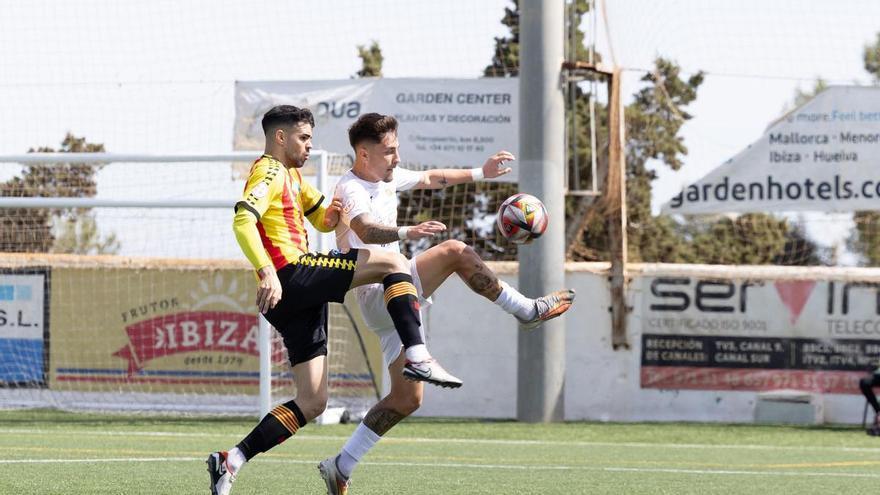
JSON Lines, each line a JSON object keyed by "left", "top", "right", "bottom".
{"left": 354, "top": 256, "right": 432, "bottom": 367}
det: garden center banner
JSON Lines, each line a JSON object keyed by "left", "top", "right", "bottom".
{"left": 235, "top": 78, "right": 519, "bottom": 180}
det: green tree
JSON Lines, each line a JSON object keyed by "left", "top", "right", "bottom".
{"left": 774, "top": 223, "right": 823, "bottom": 266}
{"left": 52, "top": 214, "right": 119, "bottom": 255}
{"left": 0, "top": 133, "right": 119, "bottom": 254}
{"left": 865, "top": 32, "right": 880, "bottom": 84}
{"left": 484, "top": 0, "right": 519, "bottom": 77}
{"left": 486, "top": 0, "right": 609, "bottom": 261}
{"left": 483, "top": 1, "right": 818, "bottom": 265}
{"left": 852, "top": 214, "right": 880, "bottom": 265}
{"left": 852, "top": 33, "right": 880, "bottom": 265}
{"left": 484, "top": 1, "right": 708, "bottom": 261}
{"left": 674, "top": 215, "right": 798, "bottom": 265}
{"left": 355, "top": 41, "right": 383, "bottom": 78}
{"left": 787, "top": 78, "right": 828, "bottom": 111}
{"left": 622, "top": 59, "right": 704, "bottom": 262}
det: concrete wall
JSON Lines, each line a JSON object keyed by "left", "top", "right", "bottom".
{"left": 404, "top": 263, "right": 873, "bottom": 424}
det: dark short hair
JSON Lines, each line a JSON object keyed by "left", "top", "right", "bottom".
{"left": 261, "top": 105, "right": 315, "bottom": 135}
{"left": 348, "top": 113, "right": 398, "bottom": 148}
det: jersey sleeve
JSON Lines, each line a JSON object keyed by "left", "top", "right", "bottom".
{"left": 300, "top": 179, "right": 338, "bottom": 233}
{"left": 299, "top": 179, "right": 325, "bottom": 219}
{"left": 232, "top": 209, "right": 272, "bottom": 271}
{"left": 232, "top": 164, "right": 282, "bottom": 271}
{"left": 393, "top": 168, "right": 426, "bottom": 192}
{"left": 235, "top": 163, "right": 283, "bottom": 220}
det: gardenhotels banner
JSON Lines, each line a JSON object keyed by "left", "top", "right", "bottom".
{"left": 663, "top": 86, "right": 880, "bottom": 214}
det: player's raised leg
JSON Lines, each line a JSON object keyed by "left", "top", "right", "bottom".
{"left": 348, "top": 247, "right": 461, "bottom": 387}
{"left": 415, "top": 239, "right": 575, "bottom": 330}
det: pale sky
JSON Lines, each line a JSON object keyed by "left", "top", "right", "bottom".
{"left": 1, "top": 0, "right": 879, "bottom": 257}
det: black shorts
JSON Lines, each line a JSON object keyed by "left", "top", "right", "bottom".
{"left": 263, "top": 249, "right": 359, "bottom": 366}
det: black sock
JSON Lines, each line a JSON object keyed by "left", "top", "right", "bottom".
{"left": 382, "top": 273, "right": 423, "bottom": 348}
{"left": 236, "top": 400, "right": 307, "bottom": 460}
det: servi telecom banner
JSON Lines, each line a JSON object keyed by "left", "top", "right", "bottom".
{"left": 234, "top": 78, "right": 519, "bottom": 180}
{"left": 0, "top": 269, "right": 48, "bottom": 386}
{"left": 641, "top": 276, "right": 880, "bottom": 393}
{"left": 663, "top": 86, "right": 880, "bottom": 214}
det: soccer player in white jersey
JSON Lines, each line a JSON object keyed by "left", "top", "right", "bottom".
{"left": 317, "top": 113, "right": 575, "bottom": 494}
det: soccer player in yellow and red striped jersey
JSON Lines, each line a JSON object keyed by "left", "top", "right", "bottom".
{"left": 234, "top": 152, "right": 328, "bottom": 272}
{"left": 206, "top": 105, "right": 461, "bottom": 495}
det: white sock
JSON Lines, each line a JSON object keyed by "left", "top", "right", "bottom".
{"left": 404, "top": 344, "right": 431, "bottom": 362}
{"left": 226, "top": 447, "right": 247, "bottom": 474}
{"left": 337, "top": 422, "right": 381, "bottom": 478}
{"left": 493, "top": 281, "right": 537, "bottom": 320}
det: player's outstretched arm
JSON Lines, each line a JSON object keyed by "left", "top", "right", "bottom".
{"left": 416, "top": 150, "right": 514, "bottom": 190}
{"left": 350, "top": 213, "right": 446, "bottom": 244}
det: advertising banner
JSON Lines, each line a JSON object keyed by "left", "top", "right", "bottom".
{"left": 46, "top": 265, "right": 377, "bottom": 397}
{"left": 0, "top": 269, "right": 48, "bottom": 386}
{"left": 663, "top": 86, "right": 880, "bottom": 214}
{"left": 640, "top": 276, "right": 880, "bottom": 393}
{"left": 49, "top": 268, "right": 268, "bottom": 394}
{"left": 235, "top": 78, "right": 519, "bottom": 180}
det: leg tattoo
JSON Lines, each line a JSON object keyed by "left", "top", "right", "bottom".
{"left": 465, "top": 263, "right": 502, "bottom": 300}
{"left": 363, "top": 406, "right": 407, "bottom": 436}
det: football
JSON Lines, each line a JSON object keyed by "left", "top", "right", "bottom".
{"left": 496, "top": 193, "right": 549, "bottom": 244}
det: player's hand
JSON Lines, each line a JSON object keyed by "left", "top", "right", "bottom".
{"left": 322, "top": 197, "right": 343, "bottom": 230}
{"left": 256, "top": 266, "right": 282, "bottom": 314}
{"left": 482, "top": 150, "right": 515, "bottom": 179}
{"left": 406, "top": 220, "right": 447, "bottom": 239}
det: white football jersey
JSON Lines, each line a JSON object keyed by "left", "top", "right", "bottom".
{"left": 334, "top": 167, "right": 425, "bottom": 253}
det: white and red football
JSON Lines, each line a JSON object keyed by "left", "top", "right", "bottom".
{"left": 496, "top": 193, "right": 549, "bottom": 244}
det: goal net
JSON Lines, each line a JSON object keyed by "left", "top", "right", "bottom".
{"left": 0, "top": 152, "right": 380, "bottom": 416}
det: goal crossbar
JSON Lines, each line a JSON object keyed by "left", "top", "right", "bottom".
{"left": 0, "top": 151, "right": 267, "bottom": 164}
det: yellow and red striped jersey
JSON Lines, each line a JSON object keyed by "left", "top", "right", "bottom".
{"left": 233, "top": 154, "right": 332, "bottom": 271}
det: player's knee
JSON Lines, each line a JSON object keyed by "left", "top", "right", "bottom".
{"left": 440, "top": 239, "right": 470, "bottom": 265}
{"left": 385, "top": 252, "right": 409, "bottom": 274}
{"left": 296, "top": 394, "right": 329, "bottom": 421}
{"left": 440, "top": 239, "right": 467, "bottom": 255}
{"left": 398, "top": 392, "right": 423, "bottom": 416}
{"left": 861, "top": 377, "right": 874, "bottom": 391}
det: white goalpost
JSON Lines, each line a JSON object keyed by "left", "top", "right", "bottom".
{"left": 0, "top": 151, "right": 380, "bottom": 418}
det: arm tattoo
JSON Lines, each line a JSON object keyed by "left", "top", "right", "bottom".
{"left": 352, "top": 216, "right": 401, "bottom": 245}
{"left": 439, "top": 171, "right": 448, "bottom": 186}
{"left": 362, "top": 224, "right": 401, "bottom": 244}
{"left": 363, "top": 406, "right": 407, "bottom": 435}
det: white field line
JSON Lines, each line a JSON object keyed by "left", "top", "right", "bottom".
{"left": 2, "top": 428, "right": 880, "bottom": 454}
{"left": 0, "top": 457, "right": 878, "bottom": 479}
